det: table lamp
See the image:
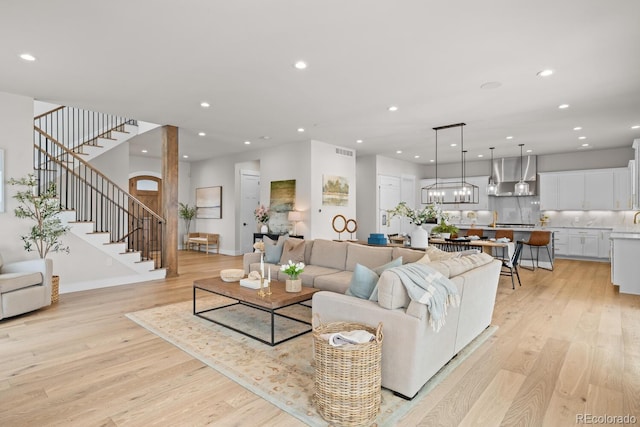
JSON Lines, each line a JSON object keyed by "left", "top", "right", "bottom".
{"left": 288, "top": 210, "right": 303, "bottom": 236}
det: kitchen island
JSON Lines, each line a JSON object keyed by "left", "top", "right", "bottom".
{"left": 610, "top": 227, "right": 640, "bottom": 295}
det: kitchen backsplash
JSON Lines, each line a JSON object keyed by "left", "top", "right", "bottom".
{"left": 443, "top": 196, "right": 636, "bottom": 228}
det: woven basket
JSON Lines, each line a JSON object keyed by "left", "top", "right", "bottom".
{"left": 313, "top": 321, "right": 383, "bottom": 426}
{"left": 51, "top": 275, "right": 60, "bottom": 304}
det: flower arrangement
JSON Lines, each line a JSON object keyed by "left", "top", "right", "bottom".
{"left": 254, "top": 204, "right": 270, "bottom": 223}
{"left": 387, "top": 201, "right": 439, "bottom": 226}
{"left": 431, "top": 219, "right": 459, "bottom": 235}
{"left": 280, "top": 260, "right": 305, "bottom": 280}
{"left": 178, "top": 202, "right": 197, "bottom": 234}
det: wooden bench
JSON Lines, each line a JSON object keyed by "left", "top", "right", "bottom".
{"left": 187, "top": 232, "right": 219, "bottom": 254}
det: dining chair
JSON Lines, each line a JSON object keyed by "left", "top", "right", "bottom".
{"left": 466, "top": 228, "right": 484, "bottom": 238}
{"left": 501, "top": 241, "right": 523, "bottom": 289}
{"left": 493, "top": 229, "right": 514, "bottom": 260}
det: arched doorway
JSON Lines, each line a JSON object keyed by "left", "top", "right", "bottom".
{"left": 128, "top": 175, "right": 162, "bottom": 264}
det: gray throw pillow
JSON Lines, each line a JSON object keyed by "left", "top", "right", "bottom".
{"left": 346, "top": 257, "right": 403, "bottom": 300}
{"left": 264, "top": 235, "right": 288, "bottom": 264}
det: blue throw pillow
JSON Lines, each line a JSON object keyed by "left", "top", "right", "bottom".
{"left": 264, "top": 235, "right": 287, "bottom": 264}
{"left": 346, "top": 257, "right": 403, "bottom": 300}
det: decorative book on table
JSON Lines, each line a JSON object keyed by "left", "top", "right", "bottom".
{"left": 240, "top": 278, "right": 263, "bottom": 289}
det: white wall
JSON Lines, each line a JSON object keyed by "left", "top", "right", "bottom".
{"left": 356, "top": 155, "right": 377, "bottom": 242}
{"left": 0, "top": 92, "right": 39, "bottom": 263}
{"left": 310, "top": 141, "right": 357, "bottom": 240}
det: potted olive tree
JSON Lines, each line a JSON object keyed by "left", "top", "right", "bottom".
{"left": 9, "top": 174, "right": 70, "bottom": 302}
{"left": 178, "top": 202, "right": 197, "bottom": 248}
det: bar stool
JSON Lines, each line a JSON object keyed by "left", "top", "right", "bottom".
{"left": 494, "top": 229, "right": 513, "bottom": 260}
{"left": 466, "top": 228, "right": 484, "bottom": 238}
{"left": 522, "top": 230, "right": 553, "bottom": 271}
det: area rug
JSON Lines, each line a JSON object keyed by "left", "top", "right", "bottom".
{"left": 126, "top": 295, "right": 497, "bottom": 427}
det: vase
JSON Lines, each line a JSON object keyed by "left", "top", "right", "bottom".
{"left": 440, "top": 232, "right": 451, "bottom": 240}
{"left": 260, "top": 224, "right": 269, "bottom": 233}
{"left": 410, "top": 225, "right": 429, "bottom": 249}
{"left": 286, "top": 278, "right": 302, "bottom": 292}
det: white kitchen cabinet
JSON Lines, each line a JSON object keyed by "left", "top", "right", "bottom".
{"left": 613, "top": 167, "right": 632, "bottom": 210}
{"left": 567, "top": 229, "right": 599, "bottom": 257}
{"left": 583, "top": 170, "right": 614, "bottom": 210}
{"left": 551, "top": 228, "right": 568, "bottom": 255}
{"left": 539, "top": 174, "right": 558, "bottom": 210}
{"left": 557, "top": 173, "right": 585, "bottom": 210}
{"left": 542, "top": 169, "right": 618, "bottom": 211}
{"left": 598, "top": 230, "right": 611, "bottom": 259}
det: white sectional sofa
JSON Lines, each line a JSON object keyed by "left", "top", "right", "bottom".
{"left": 243, "top": 238, "right": 501, "bottom": 399}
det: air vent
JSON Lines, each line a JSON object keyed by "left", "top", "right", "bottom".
{"left": 335, "top": 148, "right": 354, "bottom": 157}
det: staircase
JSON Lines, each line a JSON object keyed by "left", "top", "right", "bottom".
{"left": 33, "top": 106, "right": 166, "bottom": 283}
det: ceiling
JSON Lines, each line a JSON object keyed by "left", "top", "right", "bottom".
{"left": 2, "top": 0, "right": 640, "bottom": 164}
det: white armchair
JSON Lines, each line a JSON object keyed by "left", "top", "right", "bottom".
{"left": 0, "top": 254, "right": 53, "bottom": 320}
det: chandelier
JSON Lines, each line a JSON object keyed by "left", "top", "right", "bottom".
{"left": 422, "top": 122, "right": 479, "bottom": 205}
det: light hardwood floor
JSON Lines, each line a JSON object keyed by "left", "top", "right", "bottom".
{"left": 1, "top": 252, "right": 639, "bottom": 426}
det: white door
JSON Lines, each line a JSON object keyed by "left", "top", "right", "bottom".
{"left": 379, "top": 175, "right": 401, "bottom": 235}
{"left": 240, "top": 170, "right": 260, "bottom": 254}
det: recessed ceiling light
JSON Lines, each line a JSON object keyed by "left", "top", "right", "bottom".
{"left": 183, "top": 155, "right": 189, "bottom": 159}
{"left": 632, "top": 125, "right": 640, "bottom": 129}
{"left": 414, "top": 155, "right": 420, "bottom": 159}
{"left": 558, "top": 104, "right": 570, "bottom": 109}
{"left": 430, "top": 159, "right": 435, "bottom": 163}
{"left": 537, "top": 69, "right": 554, "bottom": 77}
{"left": 526, "top": 149, "right": 532, "bottom": 153}
{"left": 244, "top": 141, "right": 251, "bottom": 145}
{"left": 480, "top": 81, "right": 502, "bottom": 89}
{"left": 450, "top": 143, "right": 457, "bottom": 147}
{"left": 294, "top": 60, "right": 307, "bottom": 70}
{"left": 200, "top": 102, "right": 210, "bottom": 108}
{"left": 356, "top": 139, "right": 363, "bottom": 144}
{"left": 388, "top": 105, "right": 398, "bottom": 112}
{"left": 19, "top": 53, "right": 36, "bottom": 61}
{"left": 198, "top": 132, "right": 206, "bottom": 136}
{"left": 396, "top": 150, "right": 402, "bottom": 154}
{"left": 477, "top": 154, "right": 484, "bottom": 158}
{"left": 141, "top": 149, "right": 148, "bottom": 153}
{"left": 581, "top": 143, "right": 589, "bottom": 147}
{"left": 297, "top": 128, "right": 305, "bottom": 133}
{"left": 260, "top": 135, "right": 270, "bottom": 140}
{"left": 578, "top": 136, "right": 587, "bottom": 140}
{"left": 506, "top": 136, "right": 514, "bottom": 140}
{"left": 573, "top": 126, "right": 582, "bottom": 131}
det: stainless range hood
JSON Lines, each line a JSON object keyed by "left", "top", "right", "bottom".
{"left": 491, "top": 155, "right": 537, "bottom": 196}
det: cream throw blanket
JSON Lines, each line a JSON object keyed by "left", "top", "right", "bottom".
{"left": 387, "top": 263, "right": 460, "bottom": 332}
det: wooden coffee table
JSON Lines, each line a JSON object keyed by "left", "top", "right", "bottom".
{"left": 193, "top": 276, "right": 320, "bottom": 346}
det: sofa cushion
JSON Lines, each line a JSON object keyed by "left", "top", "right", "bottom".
{"left": 438, "top": 252, "right": 494, "bottom": 277}
{"left": 279, "top": 238, "right": 306, "bottom": 264}
{"left": 0, "top": 272, "right": 43, "bottom": 293}
{"left": 424, "top": 246, "right": 459, "bottom": 261}
{"left": 391, "top": 247, "right": 425, "bottom": 264}
{"left": 264, "top": 235, "right": 288, "bottom": 264}
{"left": 297, "top": 264, "right": 342, "bottom": 287}
{"left": 313, "top": 271, "right": 354, "bottom": 294}
{"left": 309, "top": 239, "right": 348, "bottom": 270}
{"left": 345, "top": 243, "right": 393, "bottom": 271}
{"left": 303, "top": 240, "right": 314, "bottom": 265}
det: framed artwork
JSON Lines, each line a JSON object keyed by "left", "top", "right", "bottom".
{"left": 322, "top": 175, "right": 349, "bottom": 206}
{"left": 196, "top": 186, "right": 222, "bottom": 219}
{"left": 270, "top": 179, "right": 296, "bottom": 212}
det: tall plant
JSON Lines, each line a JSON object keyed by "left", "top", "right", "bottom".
{"left": 178, "top": 202, "right": 197, "bottom": 234}
{"left": 8, "top": 174, "right": 70, "bottom": 258}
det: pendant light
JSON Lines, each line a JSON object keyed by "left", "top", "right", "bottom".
{"left": 486, "top": 147, "right": 497, "bottom": 195}
{"left": 514, "top": 143, "right": 530, "bottom": 195}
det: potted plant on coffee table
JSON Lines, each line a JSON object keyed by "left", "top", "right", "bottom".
{"left": 8, "top": 174, "right": 70, "bottom": 303}
{"left": 280, "top": 260, "right": 305, "bottom": 292}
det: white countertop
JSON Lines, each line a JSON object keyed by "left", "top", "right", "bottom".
{"left": 611, "top": 226, "right": 640, "bottom": 239}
